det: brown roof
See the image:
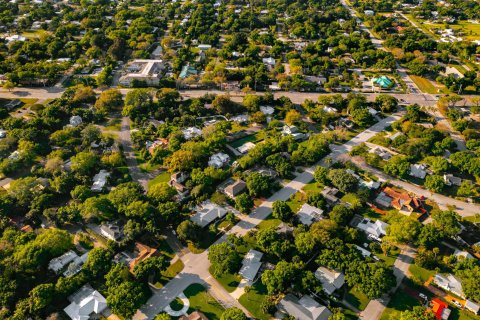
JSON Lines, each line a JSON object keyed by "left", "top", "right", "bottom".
{"left": 179, "top": 311, "right": 208, "bottom": 320}
{"left": 129, "top": 242, "right": 157, "bottom": 271}
{"left": 224, "top": 180, "right": 246, "bottom": 197}
{"left": 382, "top": 187, "right": 422, "bottom": 212}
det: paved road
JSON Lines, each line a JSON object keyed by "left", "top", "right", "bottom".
{"left": 347, "top": 157, "right": 480, "bottom": 217}
{"left": 360, "top": 246, "right": 416, "bottom": 320}
{"left": 117, "top": 116, "right": 157, "bottom": 190}
{"left": 133, "top": 111, "right": 406, "bottom": 320}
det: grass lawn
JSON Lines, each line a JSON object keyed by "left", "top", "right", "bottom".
{"left": 380, "top": 288, "right": 422, "bottom": 320}
{"left": 256, "top": 217, "right": 282, "bottom": 231}
{"left": 239, "top": 282, "right": 270, "bottom": 320}
{"left": 345, "top": 287, "right": 370, "bottom": 311}
{"left": 104, "top": 118, "right": 122, "bottom": 131}
{"left": 184, "top": 283, "right": 225, "bottom": 320}
{"left": 409, "top": 75, "right": 448, "bottom": 94}
{"left": 302, "top": 180, "right": 324, "bottom": 193}
{"left": 170, "top": 297, "right": 184, "bottom": 311}
{"left": 153, "top": 259, "right": 185, "bottom": 288}
{"left": 376, "top": 247, "right": 400, "bottom": 267}
{"left": 286, "top": 191, "right": 307, "bottom": 212}
{"left": 408, "top": 264, "right": 435, "bottom": 284}
{"left": 209, "top": 267, "right": 242, "bottom": 293}
{"left": 450, "top": 309, "right": 480, "bottom": 320}
{"left": 148, "top": 172, "right": 171, "bottom": 188}
{"left": 229, "top": 133, "right": 260, "bottom": 148}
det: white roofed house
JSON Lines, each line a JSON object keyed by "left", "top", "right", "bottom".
{"left": 91, "top": 170, "right": 110, "bottom": 192}
{"left": 434, "top": 273, "right": 465, "bottom": 298}
{"left": 64, "top": 284, "right": 107, "bottom": 320}
{"left": 119, "top": 59, "right": 165, "bottom": 87}
{"left": 355, "top": 217, "right": 389, "bottom": 240}
{"left": 224, "top": 179, "right": 247, "bottom": 199}
{"left": 314, "top": 267, "right": 345, "bottom": 295}
{"left": 208, "top": 152, "right": 230, "bottom": 168}
{"left": 100, "top": 222, "right": 123, "bottom": 242}
{"left": 191, "top": 201, "right": 228, "bottom": 228}
{"left": 182, "top": 127, "right": 202, "bottom": 140}
{"left": 237, "top": 142, "right": 256, "bottom": 154}
{"left": 443, "top": 174, "right": 462, "bottom": 187}
{"left": 69, "top": 116, "right": 82, "bottom": 127}
{"left": 277, "top": 294, "right": 332, "bottom": 320}
{"left": 49, "top": 250, "right": 79, "bottom": 274}
{"left": 409, "top": 163, "right": 427, "bottom": 179}
{"left": 63, "top": 251, "right": 89, "bottom": 277}
{"left": 262, "top": 57, "right": 276, "bottom": 66}
{"left": 239, "top": 249, "right": 263, "bottom": 283}
{"left": 297, "top": 203, "right": 324, "bottom": 226}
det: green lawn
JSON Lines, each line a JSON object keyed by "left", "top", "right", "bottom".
{"left": 239, "top": 282, "right": 271, "bottom": 320}
{"left": 345, "top": 287, "right": 370, "bottom": 311}
{"left": 256, "top": 217, "right": 282, "bottom": 231}
{"left": 104, "top": 118, "right": 122, "bottom": 131}
{"left": 229, "top": 133, "right": 260, "bottom": 148}
{"left": 286, "top": 191, "right": 306, "bottom": 212}
{"left": 170, "top": 297, "right": 184, "bottom": 311}
{"left": 409, "top": 75, "right": 448, "bottom": 94}
{"left": 148, "top": 172, "right": 171, "bottom": 188}
{"left": 184, "top": 283, "right": 225, "bottom": 320}
{"left": 380, "top": 288, "right": 422, "bottom": 320}
{"left": 341, "top": 193, "right": 359, "bottom": 206}
{"left": 302, "top": 181, "right": 324, "bottom": 193}
{"left": 209, "top": 267, "right": 242, "bottom": 293}
{"left": 408, "top": 264, "right": 435, "bottom": 284}
{"left": 376, "top": 247, "right": 400, "bottom": 267}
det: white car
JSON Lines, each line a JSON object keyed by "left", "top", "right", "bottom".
{"left": 453, "top": 300, "right": 462, "bottom": 308}
{"left": 419, "top": 293, "right": 427, "bottom": 300}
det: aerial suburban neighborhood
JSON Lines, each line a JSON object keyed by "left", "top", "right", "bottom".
{"left": 0, "top": 0, "right": 480, "bottom": 319}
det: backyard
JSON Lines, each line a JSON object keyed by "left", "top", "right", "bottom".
{"left": 184, "top": 283, "right": 225, "bottom": 319}
{"left": 239, "top": 282, "right": 271, "bottom": 320}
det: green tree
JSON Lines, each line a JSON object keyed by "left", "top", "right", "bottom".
{"left": 147, "top": 183, "right": 177, "bottom": 204}
{"left": 400, "top": 306, "right": 436, "bottom": 320}
{"left": 345, "top": 262, "right": 396, "bottom": 299}
{"left": 133, "top": 256, "right": 168, "bottom": 282}
{"left": 208, "top": 242, "right": 241, "bottom": 277}
{"left": 95, "top": 89, "right": 123, "bottom": 112}
{"left": 329, "top": 205, "right": 353, "bottom": 225}
{"left": 424, "top": 175, "right": 445, "bottom": 193}
{"left": 272, "top": 200, "right": 294, "bottom": 222}
{"left": 107, "top": 281, "right": 148, "bottom": 319}
{"left": 261, "top": 261, "right": 298, "bottom": 294}
{"left": 246, "top": 173, "right": 272, "bottom": 197}
{"left": 375, "top": 94, "right": 398, "bottom": 113}
{"left": 176, "top": 220, "right": 201, "bottom": 243}
{"left": 28, "top": 283, "right": 55, "bottom": 313}
{"left": 431, "top": 210, "right": 460, "bottom": 238}
{"left": 327, "top": 169, "right": 358, "bottom": 193}
{"left": 221, "top": 307, "right": 247, "bottom": 320}
{"left": 235, "top": 193, "right": 254, "bottom": 214}
{"left": 384, "top": 155, "right": 410, "bottom": 178}
{"left": 386, "top": 216, "right": 421, "bottom": 244}
{"left": 70, "top": 151, "right": 100, "bottom": 175}
{"left": 313, "top": 166, "right": 328, "bottom": 185}
{"left": 83, "top": 247, "right": 112, "bottom": 278}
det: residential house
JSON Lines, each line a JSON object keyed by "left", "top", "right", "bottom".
{"left": 260, "top": 106, "right": 275, "bottom": 115}
{"left": 230, "top": 114, "right": 249, "bottom": 124}
{"left": 179, "top": 311, "right": 209, "bottom": 320}
{"left": 49, "top": 250, "right": 78, "bottom": 274}
{"left": 146, "top": 139, "right": 168, "bottom": 155}
{"left": 354, "top": 244, "right": 371, "bottom": 257}
{"left": 277, "top": 294, "right": 332, "bottom": 320}
{"left": 63, "top": 252, "right": 89, "bottom": 277}
{"left": 239, "top": 249, "right": 263, "bottom": 283}
{"left": 454, "top": 249, "right": 474, "bottom": 260}
{"left": 297, "top": 203, "right": 324, "bottom": 226}
{"left": 237, "top": 142, "right": 256, "bottom": 154}
{"left": 262, "top": 57, "right": 276, "bottom": 66}
{"left": 323, "top": 106, "right": 338, "bottom": 113}
{"left": 465, "top": 300, "right": 480, "bottom": 315}
{"left": 69, "top": 116, "right": 82, "bottom": 127}
{"left": 314, "top": 267, "right": 345, "bottom": 295}
{"left": 171, "top": 172, "right": 189, "bottom": 184}
{"left": 182, "top": 127, "right": 202, "bottom": 140}
{"left": 443, "top": 174, "right": 462, "bottom": 187}
{"left": 179, "top": 65, "right": 198, "bottom": 79}
{"left": 208, "top": 152, "right": 230, "bottom": 168}
{"left": 378, "top": 187, "right": 424, "bottom": 215}
{"left": 355, "top": 217, "right": 389, "bottom": 240}
{"left": 128, "top": 242, "right": 158, "bottom": 272}
{"left": 64, "top": 285, "right": 107, "bottom": 320}
{"left": 224, "top": 179, "right": 247, "bottom": 198}
{"left": 282, "top": 125, "right": 306, "bottom": 140}
{"left": 197, "top": 44, "right": 212, "bottom": 51}
{"left": 3, "top": 99, "right": 22, "bottom": 111}
{"left": 191, "top": 201, "right": 228, "bottom": 228}
{"left": 410, "top": 163, "right": 428, "bottom": 179}
{"left": 119, "top": 59, "right": 164, "bottom": 86}
{"left": 431, "top": 298, "right": 451, "bottom": 320}
{"left": 100, "top": 222, "right": 123, "bottom": 242}
{"left": 434, "top": 274, "right": 465, "bottom": 298}
{"left": 371, "top": 147, "right": 393, "bottom": 161}
{"left": 151, "top": 45, "right": 163, "bottom": 59}
{"left": 321, "top": 186, "right": 340, "bottom": 205}
{"left": 91, "top": 170, "right": 110, "bottom": 192}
